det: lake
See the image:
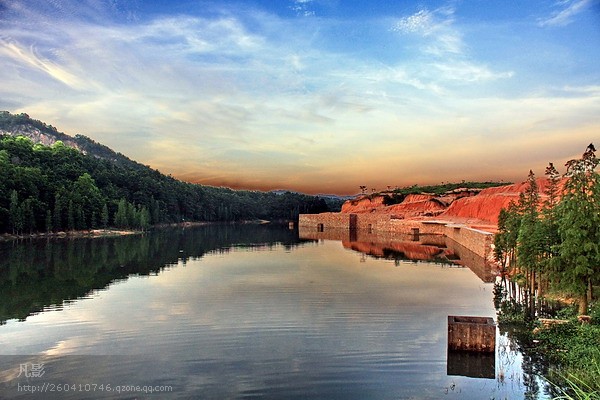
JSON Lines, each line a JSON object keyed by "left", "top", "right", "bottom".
{"left": 0, "top": 225, "right": 546, "bottom": 399}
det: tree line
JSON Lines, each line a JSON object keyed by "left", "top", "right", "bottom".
{"left": 494, "top": 144, "right": 599, "bottom": 315}
{"left": 0, "top": 135, "right": 337, "bottom": 235}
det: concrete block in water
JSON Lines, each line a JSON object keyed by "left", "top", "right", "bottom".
{"left": 447, "top": 316, "right": 495, "bottom": 353}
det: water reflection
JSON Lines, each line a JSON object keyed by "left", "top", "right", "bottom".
{"left": 0, "top": 225, "right": 533, "bottom": 399}
{"left": 299, "top": 227, "right": 496, "bottom": 282}
{"left": 0, "top": 224, "right": 305, "bottom": 325}
{"left": 447, "top": 351, "right": 495, "bottom": 379}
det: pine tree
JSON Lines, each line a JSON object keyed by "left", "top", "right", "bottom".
{"left": 53, "top": 193, "right": 64, "bottom": 232}
{"left": 45, "top": 210, "right": 53, "bottom": 233}
{"left": 114, "top": 199, "right": 128, "bottom": 228}
{"left": 544, "top": 162, "right": 561, "bottom": 210}
{"left": 127, "top": 202, "right": 136, "bottom": 228}
{"left": 101, "top": 202, "right": 109, "bottom": 229}
{"left": 139, "top": 206, "right": 150, "bottom": 231}
{"left": 516, "top": 170, "right": 544, "bottom": 318}
{"left": 556, "top": 144, "right": 600, "bottom": 314}
{"left": 67, "top": 200, "right": 75, "bottom": 231}
{"left": 540, "top": 162, "right": 561, "bottom": 292}
{"left": 9, "top": 190, "right": 20, "bottom": 234}
{"left": 494, "top": 201, "right": 521, "bottom": 273}
{"left": 150, "top": 197, "right": 161, "bottom": 225}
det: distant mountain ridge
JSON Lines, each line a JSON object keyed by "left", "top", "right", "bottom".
{"left": 270, "top": 189, "right": 354, "bottom": 202}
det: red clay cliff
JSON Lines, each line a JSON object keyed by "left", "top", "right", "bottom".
{"left": 340, "top": 178, "right": 563, "bottom": 232}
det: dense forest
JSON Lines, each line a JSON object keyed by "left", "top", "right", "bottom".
{"left": 0, "top": 112, "right": 340, "bottom": 234}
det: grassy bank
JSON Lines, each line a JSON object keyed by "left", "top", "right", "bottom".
{"left": 496, "top": 294, "right": 600, "bottom": 399}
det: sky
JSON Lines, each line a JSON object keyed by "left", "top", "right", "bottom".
{"left": 0, "top": 0, "right": 599, "bottom": 195}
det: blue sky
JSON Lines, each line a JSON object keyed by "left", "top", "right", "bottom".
{"left": 0, "top": 0, "right": 598, "bottom": 194}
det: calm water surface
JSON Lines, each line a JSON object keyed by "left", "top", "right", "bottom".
{"left": 0, "top": 225, "right": 543, "bottom": 399}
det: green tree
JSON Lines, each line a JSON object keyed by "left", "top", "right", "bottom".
{"left": 516, "top": 170, "right": 544, "bottom": 318}
{"left": 67, "top": 199, "right": 75, "bottom": 231}
{"left": 556, "top": 144, "right": 600, "bottom": 314}
{"left": 101, "top": 202, "right": 109, "bottom": 229}
{"left": 495, "top": 208, "right": 512, "bottom": 272}
{"left": 72, "top": 173, "right": 104, "bottom": 230}
{"left": 53, "top": 193, "right": 65, "bottom": 232}
{"left": 45, "top": 210, "right": 53, "bottom": 233}
{"left": 127, "top": 202, "right": 136, "bottom": 228}
{"left": 543, "top": 162, "right": 561, "bottom": 210}
{"left": 539, "top": 162, "right": 561, "bottom": 292}
{"left": 20, "top": 198, "right": 36, "bottom": 234}
{"left": 494, "top": 199, "right": 524, "bottom": 306}
{"left": 139, "top": 206, "right": 150, "bottom": 232}
{"left": 9, "top": 190, "right": 21, "bottom": 234}
{"left": 114, "top": 198, "right": 128, "bottom": 228}
{"left": 150, "top": 197, "right": 161, "bottom": 225}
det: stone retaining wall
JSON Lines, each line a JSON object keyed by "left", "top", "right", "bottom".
{"left": 299, "top": 213, "right": 494, "bottom": 259}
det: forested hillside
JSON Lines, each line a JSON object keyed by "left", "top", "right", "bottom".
{"left": 0, "top": 112, "right": 338, "bottom": 234}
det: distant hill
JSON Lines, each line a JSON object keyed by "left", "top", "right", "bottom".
{"left": 0, "top": 111, "right": 340, "bottom": 235}
{"left": 271, "top": 189, "right": 354, "bottom": 210}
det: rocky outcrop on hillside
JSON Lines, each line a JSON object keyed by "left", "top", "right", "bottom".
{"left": 0, "top": 111, "right": 135, "bottom": 166}
{"left": 0, "top": 111, "right": 82, "bottom": 149}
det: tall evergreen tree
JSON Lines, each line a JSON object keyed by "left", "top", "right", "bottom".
{"left": 556, "top": 144, "right": 599, "bottom": 314}
{"left": 21, "top": 199, "right": 36, "bottom": 234}
{"left": 9, "top": 190, "right": 20, "bottom": 234}
{"left": 139, "top": 206, "right": 150, "bottom": 231}
{"left": 101, "top": 202, "right": 109, "bottom": 229}
{"left": 45, "top": 210, "right": 53, "bottom": 233}
{"left": 516, "top": 170, "right": 544, "bottom": 317}
{"left": 114, "top": 198, "right": 128, "bottom": 228}
{"left": 53, "top": 193, "right": 64, "bottom": 232}
{"left": 67, "top": 199, "right": 75, "bottom": 231}
{"left": 540, "top": 162, "right": 561, "bottom": 289}
{"left": 543, "top": 162, "right": 561, "bottom": 210}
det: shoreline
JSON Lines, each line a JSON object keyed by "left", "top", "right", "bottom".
{"left": 0, "top": 219, "right": 283, "bottom": 242}
{"left": 0, "top": 228, "right": 141, "bottom": 242}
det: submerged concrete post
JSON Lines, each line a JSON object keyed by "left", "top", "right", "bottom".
{"left": 447, "top": 316, "right": 495, "bottom": 353}
{"left": 349, "top": 214, "right": 358, "bottom": 230}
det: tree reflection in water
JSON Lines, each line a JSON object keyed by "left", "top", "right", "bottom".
{"left": 0, "top": 224, "right": 306, "bottom": 325}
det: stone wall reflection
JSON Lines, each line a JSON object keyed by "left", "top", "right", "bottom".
{"left": 299, "top": 226, "right": 496, "bottom": 282}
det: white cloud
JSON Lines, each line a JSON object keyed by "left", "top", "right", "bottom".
{"left": 290, "top": 0, "right": 316, "bottom": 17}
{"left": 431, "top": 61, "right": 515, "bottom": 83}
{"left": 0, "top": 0, "right": 597, "bottom": 193}
{"left": 392, "top": 9, "right": 435, "bottom": 34}
{"left": 538, "top": 0, "right": 593, "bottom": 27}
{"left": 391, "top": 6, "right": 462, "bottom": 56}
{"left": 389, "top": 7, "right": 513, "bottom": 87}
{"left": 0, "top": 39, "right": 89, "bottom": 89}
